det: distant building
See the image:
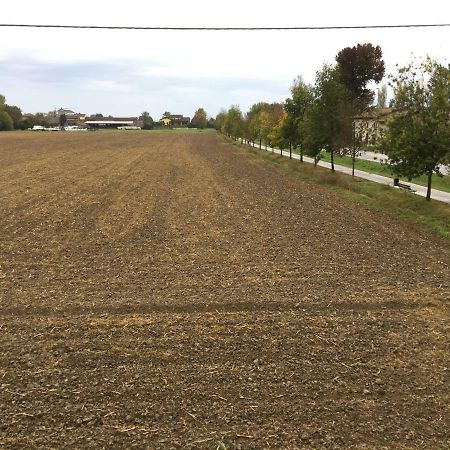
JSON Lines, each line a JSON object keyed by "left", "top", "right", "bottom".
{"left": 353, "top": 108, "right": 394, "bottom": 145}
{"left": 159, "top": 112, "right": 190, "bottom": 127}
{"left": 58, "top": 108, "right": 76, "bottom": 116}
{"left": 54, "top": 108, "right": 86, "bottom": 126}
{"left": 85, "top": 116, "right": 139, "bottom": 128}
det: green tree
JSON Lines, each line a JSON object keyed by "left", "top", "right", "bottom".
{"left": 380, "top": 58, "right": 450, "bottom": 200}
{"left": 59, "top": 114, "right": 67, "bottom": 127}
{"left": 140, "top": 111, "right": 154, "bottom": 129}
{"left": 191, "top": 108, "right": 208, "bottom": 129}
{"left": 336, "top": 44, "right": 385, "bottom": 175}
{"left": 245, "top": 102, "right": 270, "bottom": 147}
{"left": 224, "top": 106, "right": 244, "bottom": 140}
{"left": 17, "top": 117, "right": 35, "bottom": 130}
{"left": 305, "top": 64, "right": 351, "bottom": 171}
{"left": 258, "top": 111, "right": 272, "bottom": 150}
{"left": 34, "top": 113, "right": 49, "bottom": 127}
{"left": 284, "top": 77, "right": 314, "bottom": 161}
{"left": 214, "top": 110, "right": 227, "bottom": 132}
{"left": 4, "top": 105, "right": 22, "bottom": 129}
{"left": 0, "top": 111, "right": 14, "bottom": 131}
{"left": 377, "top": 84, "right": 388, "bottom": 108}
{"left": 269, "top": 114, "right": 289, "bottom": 154}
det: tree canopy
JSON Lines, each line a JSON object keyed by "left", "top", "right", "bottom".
{"left": 304, "top": 64, "right": 352, "bottom": 170}
{"left": 379, "top": 58, "right": 450, "bottom": 200}
{"left": 0, "top": 111, "right": 14, "bottom": 131}
{"left": 140, "top": 111, "right": 154, "bottom": 129}
{"left": 223, "top": 106, "right": 244, "bottom": 139}
{"left": 336, "top": 43, "right": 385, "bottom": 107}
{"left": 191, "top": 108, "right": 208, "bottom": 128}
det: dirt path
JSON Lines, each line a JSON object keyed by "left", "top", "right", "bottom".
{"left": 1, "top": 131, "right": 449, "bottom": 449}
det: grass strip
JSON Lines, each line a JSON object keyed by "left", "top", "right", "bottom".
{"left": 319, "top": 152, "right": 450, "bottom": 193}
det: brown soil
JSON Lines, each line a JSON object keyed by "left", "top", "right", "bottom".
{"left": 0, "top": 131, "right": 449, "bottom": 449}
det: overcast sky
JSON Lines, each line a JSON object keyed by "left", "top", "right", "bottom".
{"left": 1, "top": 0, "right": 448, "bottom": 119}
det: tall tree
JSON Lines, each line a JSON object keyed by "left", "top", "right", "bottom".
{"left": 191, "top": 108, "right": 208, "bottom": 128}
{"left": 377, "top": 84, "right": 388, "bottom": 108}
{"left": 269, "top": 113, "right": 289, "bottom": 154}
{"left": 34, "top": 113, "right": 49, "bottom": 127}
{"left": 0, "top": 111, "right": 14, "bottom": 131}
{"left": 59, "top": 114, "right": 67, "bottom": 127}
{"left": 4, "top": 105, "right": 22, "bottom": 129}
{"left": 379, "top": 58, "right": 450, "bottom": 200}
{"left": 284, "top": 77, "right": 314, "bottom": 161}
{"left": 305, "top": 64, "right": 351, "bottom": 171}
{"left": 245, "top": 102, "right": 268, "bottom": 146}
{"left": 336, "top": 43, "right": 385, "bottom": 107}
{"left": 224, "top": 106, "right": 244, "bottom": 140}
{"left": 336, "top": 43, "right": 385, "bottom": 174}
{"left": 258, "top": 111, "right": 272, "bottom": 150}
{"left": 214, "top": 110, "right": 227, "bottom": 132}
{"left": 140, "top": 111, "right": 154, "bottom": 129}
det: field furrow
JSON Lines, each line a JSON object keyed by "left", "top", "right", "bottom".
{"left": 0, "top": 131, "right": 449, "bottom": 449}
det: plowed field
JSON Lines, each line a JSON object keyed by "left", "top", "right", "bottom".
{"left": 1, "top": 131, "right": 449, "bottom": 449}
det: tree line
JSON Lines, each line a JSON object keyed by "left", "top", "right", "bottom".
{"left": 0, "top": 101, "right": 215, "bottom": 131}
{"left": 0, "top": 98, "right": 70, "bottom": 130}
{"left": 0, "top": 95, "right": 27, "bottom": 130}
{"left": 141, "top": 108, "right": 214, "bottom": 129}
{"left": 215, "top": 44, "right": 450, "bottom": 200}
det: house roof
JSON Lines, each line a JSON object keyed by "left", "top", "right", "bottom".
{"left": 58, "top": 108, "right": 76, "bottom": 115}
{"left": 160, "top": 114, "right": 190, "bottom": 121}
{"left": 353, "top": 108, "right": 395, "bottom": 121}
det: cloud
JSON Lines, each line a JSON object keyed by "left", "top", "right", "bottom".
{"left": 0, "top": 52, "right": 291, "bottom": 116}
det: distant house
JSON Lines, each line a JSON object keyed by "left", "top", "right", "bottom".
{"left": 84, "top": 116, "right": 139, "bottom": 128}
{"left": 353, "top": 108, "right": 395, "bottom": 145}
{"left": 58, "top": 108, "right": 76, "bottom": 116}
{"left": 55, "top": 108, "right": 86, "bottom": 126}
{"left": 159, "top": 112, "right": 190, "bottom": 127}
{"left": 160, "top": 117, "right": 172, "bottom": 127}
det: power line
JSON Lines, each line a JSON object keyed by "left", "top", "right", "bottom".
{"left": 0, "top": 23, "right": 449, "bottom": 31}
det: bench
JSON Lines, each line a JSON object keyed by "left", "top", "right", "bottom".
{"left": 395, "top": 181, "right": 416, "bottom": 192}
{"left": 398, "top": 182, "right": 415, "bottom": 191}
{"left": 393, "top": 178, "right": 416, "bottom": 192}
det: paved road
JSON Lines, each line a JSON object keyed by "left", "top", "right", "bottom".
{"left": 358, "top": 150, "right": 450, "bottom": 176}
{"left": 357, "top": 150, "right": 389, "bottom": 163}
{"left": 247, "top": 141, "right": 450, "bottom": 204}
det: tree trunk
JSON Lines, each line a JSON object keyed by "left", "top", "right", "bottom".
{"left": 281, "top": 146, "right": 283, "bottom": 157}
{"left": 352, "top": 149, "right": 355, "bottom": 177}
{"left": 289, "top": 142, "right": 292, "bottom": 159}
{"left": 426, "top": 171, "right": 432, "bottom": 201}
{"left": 300, "top": 146, "right": 303, "bottom": 162}
{"left": 259, "top": 138, "right": 261, "bottom": 149}
{"left": 330, "top": 148, "right": 335, "bottom": 172}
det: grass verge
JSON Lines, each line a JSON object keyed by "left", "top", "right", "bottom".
{"left": 232, "top": 140, "right": 450, "bottom": 241}
{"left": 319, "top": 152, "right": 450, "bottom": 193}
